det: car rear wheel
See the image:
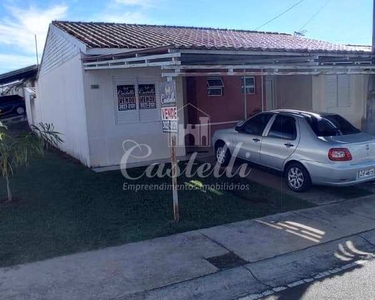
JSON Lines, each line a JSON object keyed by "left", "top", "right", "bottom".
{"left": 215, "top": 143, "right": 231, "bottom": 166}
{"left": 16, "top": 106, "right": 25, "bottom": 115}
{"left": 285, "top": 163, "right": 311, "bottom": 192}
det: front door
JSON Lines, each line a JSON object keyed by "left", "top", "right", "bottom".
{"left": 265, "top": 78, "right": 275, "bottom": 110}
{"left": 232, "top": 113, "right": 273, "bottom": 163}
{"left": 260, "top": 115, "right": 299, "bottom": 170}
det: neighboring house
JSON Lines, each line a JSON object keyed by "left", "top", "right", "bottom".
{"left": 32, "top": 21, "right": 374, "bottom": 168}
{"left": 0, "top": 65, "right": 38, "bottom": 97}
{"left": 0, "top": 65, "right": 38, "bottom": 121}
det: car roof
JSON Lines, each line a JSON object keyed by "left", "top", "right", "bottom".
{"left": 268, "top": 109, "right": 336, "bottom": 119}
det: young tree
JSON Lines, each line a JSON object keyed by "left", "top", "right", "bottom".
{"left": 0, "top": 123, "right": 62, "bottom": 202}
{"left": 0, "top": 121, "right": 4, "bottom": 140}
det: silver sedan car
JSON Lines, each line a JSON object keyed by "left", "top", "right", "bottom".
{"left": 213, "top": 109, "right": 375, "bottom": 192}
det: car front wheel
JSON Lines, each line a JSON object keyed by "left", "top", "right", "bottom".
{"left": 215, "top": 143, "right": 231, "bottom": 166}
{"left": 285, "top": 163, "right": 311, "bottom": 192}
{"left": 16, "top": 106, "right": 25, "bottom": 115}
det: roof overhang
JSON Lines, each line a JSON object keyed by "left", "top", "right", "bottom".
{"left": 82, "top": 47, "right": 375, "bottom": 76}
{"left": 0, "top": 65, "right": 38, "bottom": 85}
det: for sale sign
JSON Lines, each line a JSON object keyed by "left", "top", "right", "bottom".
{"left": 160, "top": 81, "right": 178, "bottom": 133}
{"left": 161, "top": 106, "right": 178, "bottom": 133}
{"left": 117, "top": 85, "right": 136, "bottom": 111}
{"left": 160, "top": 81, "right": 176, "bottom": 106}
{"left": 161, "top": 106, "right": 177, "bottom": 120}
{"left": 160, "top": 80, "right": 180, "bottom": 221}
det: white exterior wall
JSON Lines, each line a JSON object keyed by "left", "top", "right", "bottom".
{"left": 312, "top": 75, "right": 369, "bottom": 129}
{"left": 83, "top": 67, "right": 186, "bottom": 168}
{"left": 24, "top": 88, "right": 36, "bottom": 126}
{"left": 273, "top": 76, "right": 313, "bottom": 110}
{"left": 271, "top": 74, "right": 368, "bottom": 129}
{"left": 35, "top": 25, "right": 90, "bottom": 165}
{"left": 39, "top": 25, "right": 84, "bottom": 77}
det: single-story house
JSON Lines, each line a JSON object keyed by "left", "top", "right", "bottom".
{"left": 30, "top": 21, "right": 375, "bottom": 169}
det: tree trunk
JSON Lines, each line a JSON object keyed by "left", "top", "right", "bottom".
{"left": 5, "top": 175, "right": 12, "bottom": 202}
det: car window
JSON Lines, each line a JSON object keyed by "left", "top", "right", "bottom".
{"left": 305, "top": 114, "right": 360, "bottom": 137}
{"left": 240, "top": 113, "right": 273, "bottom": 136}
{"left": 268, "top": 115, "right": 297, "bottom": 140}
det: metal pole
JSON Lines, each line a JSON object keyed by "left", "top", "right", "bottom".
{"left": 167, "top": 76, "right": 179, "bottom": 222}
{"left": 170, "top": 132, "right": 179, "bottom": 222}
{"left": 243, "top": 70, "right": 247, "bottom": 119}
{"left": 34, "top": 35, "right": 39, "bottom": 65}
{"left": 366, "top": 0, "right": 375, "bottom": 134}
{"left": 261, "top": 70, "right": 264, "bottom": 111}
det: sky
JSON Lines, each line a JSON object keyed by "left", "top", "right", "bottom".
{"left": 0, "top": 0, "right": 373, "bottom": 73}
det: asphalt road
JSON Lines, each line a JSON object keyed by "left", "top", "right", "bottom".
{"left": 262, "top": 259, "right": 375, "bottom": 300}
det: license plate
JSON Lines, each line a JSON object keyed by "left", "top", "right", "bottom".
{"left": 357, "top": 168, "right": 375, "bottom": 179}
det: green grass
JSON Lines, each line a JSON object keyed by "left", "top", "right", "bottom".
{"left": 0, "top": 149, "right": 314, "bottom": 267}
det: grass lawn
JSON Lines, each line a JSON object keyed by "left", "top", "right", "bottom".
{"left": 0, "top": 144, "right": 314, "bottom": 268}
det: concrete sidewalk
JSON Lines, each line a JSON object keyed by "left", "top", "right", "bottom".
{"left": 2, "top": 196, "right": 375, "bottom": 300}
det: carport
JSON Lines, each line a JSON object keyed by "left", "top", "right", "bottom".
{"left": 84, "top": 46, "right": 375, "bottom": 152}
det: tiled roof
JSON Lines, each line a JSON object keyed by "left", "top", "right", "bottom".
{"left": 52, "top": 21, "right": 370, "bottom": 53}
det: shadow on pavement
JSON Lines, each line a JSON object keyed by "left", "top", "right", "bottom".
{"left": 262, "top": 239, "right": 374, "bottom": 300}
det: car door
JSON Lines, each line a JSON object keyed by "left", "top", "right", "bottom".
{"left": 260, "top": 115, "right": 299, "bottom": 170}
{"left": 232, "top": 113, "right": 273, "bottom": 163}
{"left": 0, "top": 101, "right": 14, "bottom": 116}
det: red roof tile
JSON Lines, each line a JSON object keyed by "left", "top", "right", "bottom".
{"left": 52, "top": 21, "right": 370, "bottom": 53}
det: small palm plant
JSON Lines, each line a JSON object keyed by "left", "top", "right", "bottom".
{"left": 0, "top": 122, "right": 62, "bottom": 202}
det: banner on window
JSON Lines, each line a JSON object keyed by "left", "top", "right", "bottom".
{"left": 139, "top": 84, "right": 156, "bottom": 110}
{"left": 117, "top": 85, "right": 136, "bottom": 111}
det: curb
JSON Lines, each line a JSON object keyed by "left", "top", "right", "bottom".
{"left": 238, "top": 256, "right": 375, "bottom": 300}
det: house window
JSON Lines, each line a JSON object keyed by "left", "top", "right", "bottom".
{"left": 138, "top": 84, "right": 156, "bottom": 109}
{"left": 241, "top": 76, "right": 256, "bottom": 94}
{"left": 325, "top": 75, "right": 351, "bottom": 109}
{"left": 115, "top": 80, "right": 159, "bottom": 124}
{"left": 207, "top": 77, "right": 224, "bottom": 96}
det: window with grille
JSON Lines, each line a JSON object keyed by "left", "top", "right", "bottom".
{"left": 241, "top": 76, "right": 256, "bottom": 94}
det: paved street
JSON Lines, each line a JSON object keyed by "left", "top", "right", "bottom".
{"left": 262, "top": 258, "right": 375, "bottom": 300}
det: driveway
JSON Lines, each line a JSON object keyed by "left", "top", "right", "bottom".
{"left": 199, "top": 156, "right": 375, "bottom": 206}
{"left": 247, "top": 166, "right": 375, "bottom": 205}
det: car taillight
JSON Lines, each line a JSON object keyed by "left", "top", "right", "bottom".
{"left": 328, "top": 148, "right": 352, "bottom": 161}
